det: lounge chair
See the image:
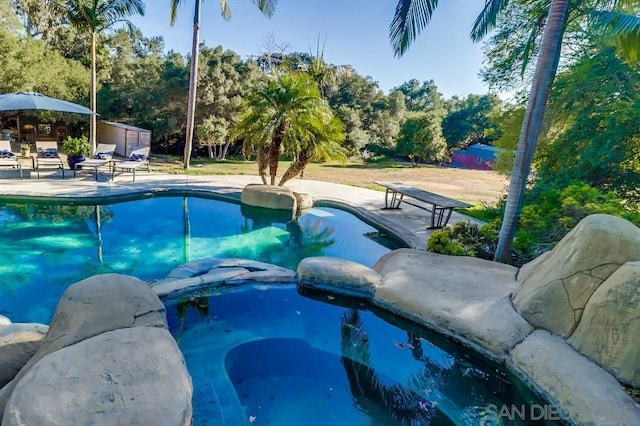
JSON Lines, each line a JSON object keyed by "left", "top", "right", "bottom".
{"left": 111, "top": 147, "right": 150, "bottom": 182}
{"left": 73, "top": 143, "right": 116, "bottom": 181}
{"left": 0, "top": 141, "right": 23, "bottom": 179}
{"left": 34, "top": 141, "right": 65, "bottom": 179}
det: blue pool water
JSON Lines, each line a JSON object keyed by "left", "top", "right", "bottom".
{"left": 0, "top": 196, "right": 402, "bottom": 323}
{"left": 0, "top": 194, "right": 557, "bottom": 425}
{"left": 166, "top": 286, "right": 555, "bottom": 425}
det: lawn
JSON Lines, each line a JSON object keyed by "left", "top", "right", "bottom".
{"left": 150, "top": 155, "right": 509, "bottom": 206}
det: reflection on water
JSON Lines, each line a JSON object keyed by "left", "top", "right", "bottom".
{"left": 168, "top": 287, "right": 556, "bottom": 425}
{"left": 0, "top": 196, "right": 403, "bottom": 323}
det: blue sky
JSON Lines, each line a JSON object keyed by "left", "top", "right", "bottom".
{"left": 130, "top": 1, "right": 488, "bottom": 98}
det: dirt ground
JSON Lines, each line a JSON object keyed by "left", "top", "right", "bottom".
{"left": 152, "top": 157, "right": 509, "bottom": 206}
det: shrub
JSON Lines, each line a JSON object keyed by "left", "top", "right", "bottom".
{"left": 62, "top": 135, "right": 90, "bottom": 157}
{"left": 427, "top": 221, "right": 497, "bottom": 260}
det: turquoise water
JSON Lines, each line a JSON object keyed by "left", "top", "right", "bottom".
{"left": 0, "top": 196, "right": 402, "bottom": 324}
{"left": 166, "top": 286, "right": 556, "bottom": 425}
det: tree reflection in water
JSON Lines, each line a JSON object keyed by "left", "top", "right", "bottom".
{"left": 340, "top": 309, "right": 436, "bottom": 425}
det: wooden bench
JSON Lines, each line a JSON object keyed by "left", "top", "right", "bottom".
{"left": 374, "top": 181, "right": 472, "bottom": 229}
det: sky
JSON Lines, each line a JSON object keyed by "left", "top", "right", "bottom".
{"left": 129, "top": 1, "right": 490, "bottom": 98}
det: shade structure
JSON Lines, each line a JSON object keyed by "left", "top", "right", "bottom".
{"left": 0, "top": 92, "right": 96, "bottom": 115}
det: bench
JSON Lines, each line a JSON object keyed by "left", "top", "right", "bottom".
{"left": 374, "top": 181, "right": 472, "bottom": 229}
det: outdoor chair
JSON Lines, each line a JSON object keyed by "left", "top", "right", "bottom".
{"left": 0, "top": 141, "right": 23, "bottom": 179}
{"left": 73, "top": 143, "right": 116, "bottom": 181}
{"left": 34, "top": 141, "right": 64, "bottom": 178}
{"left": 111, "top": 147, "right": 150, "bottom": 182}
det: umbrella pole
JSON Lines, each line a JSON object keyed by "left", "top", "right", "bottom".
{"left": 16, "top": 116, "right": 20, "bottom": 141}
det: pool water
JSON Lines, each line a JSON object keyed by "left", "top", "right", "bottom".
{"left": 0, "top": 196, "right": 402, "bottom": 323}
{"left": 166, "top": 286, "right": 555, "bottom": 425}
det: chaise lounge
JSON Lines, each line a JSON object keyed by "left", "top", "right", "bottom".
{"left": 0, "top": 141, "right": 23, "bottom": 179}
{"left": 111, "top": 147, "right": 150, "bottom": 182}
{"left": 34, "top": 141, "right": 65, "bottom": 179}
{"left": 73, "top": 143, "right": 117, "bottom": 181}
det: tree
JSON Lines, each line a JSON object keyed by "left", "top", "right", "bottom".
{"left": 234, "top": 72, "right": 342, "bottom": 185}
{"left": 442, "top": 94, "right": 502, "bottom": 150}
{"left": 169, "top": 0, "right": 277, "bottom": 170}
{"left": 392, "top": 78, "right": 443, "bottom": 112}
{"left": 390, "top": 0, "right": 640, "bottom": 264}
{"left": 57, "top": 0, "right": 145, "bottom": 153}
{"left": 395, "top": 112, "right": 447, "bottom": 164}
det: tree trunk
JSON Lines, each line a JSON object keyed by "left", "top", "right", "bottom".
{"left": 207, "top": 143, "right": 213, "bottom": 159}
{"left": 279, "top": 149, "right": 311, "bottom": 186}
{"left": 268, "top": 120, "right": 288, "bottom": 185}
{"left": 183, "top": 0, "right": 201, "bottom": 170}
{"left": 90, "top": 31, "right": 97, "bottom": 154}
{"left": 257, "top": 146, "right": 269, "bottom": 184}
{"left": 221, "top": 139, "right": 231, "bottom": 160}
{"left": 493, "top": 0, "right": 568, "bottom": 264}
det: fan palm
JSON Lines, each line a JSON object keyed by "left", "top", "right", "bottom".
{"left": 390, "top": 0, "right": 640, "bottom": 264}
{"left": 56, "top": 0, "right": 145, "bottom": 153}
{"left": 234, "top": 72, "right": 342, "bottom": 185}
{"left": 169, "top": 0, "right": 277, "bottom": 169}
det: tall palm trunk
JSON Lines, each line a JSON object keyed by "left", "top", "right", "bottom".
{"left": 257, "top": 146, "right": 269, "bottom": 184}
{"left": 183, "top": 0, "right": 201, "bottom": 170}
{"left": 268, "top": 120, "right": 288, "bottom": 184}
{"left": 90, "top": 31, "right": 97, "bottom": 154}
{"left": 493, "top": 0, "right": 569, "bottom": 264}
{"left": 279, "top": 149, "right": 311, "bottom": 186}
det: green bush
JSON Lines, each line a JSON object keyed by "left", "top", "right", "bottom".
{"left": 62, "top": 135, "right": 90, "bottom": 157}
{"left": 427, "top": 221, "right": 497, "bottom": 260}
{"left": 429, "top": 183, "right": 640, "bottom": 266}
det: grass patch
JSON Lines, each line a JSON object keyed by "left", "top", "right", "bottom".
{"left": 458, "top": 206, "right": 496, "bottom": 222}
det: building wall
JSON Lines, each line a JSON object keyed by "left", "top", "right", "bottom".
{"left": 451, "top": 152, "right": 494, "bottom": 171}
{"left": 97, "top": 124, "right": 126, "bottom": 156}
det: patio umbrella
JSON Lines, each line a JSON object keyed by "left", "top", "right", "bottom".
{"left": 0, "top": 91, "right": 96, "bottom": 140}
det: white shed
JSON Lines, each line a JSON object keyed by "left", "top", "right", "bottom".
{"left": 97, "top": 121, "right": 151, "bottom": 157}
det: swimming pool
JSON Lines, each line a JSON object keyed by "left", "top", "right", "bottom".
{"left": 166, "top": 285, "right": 552, "bottom": 425}
{"left": 0, "top": 194, "right": 556, "bottom": 424}
{"left": 0, "top": 195, "right": 402, "bottom": 324}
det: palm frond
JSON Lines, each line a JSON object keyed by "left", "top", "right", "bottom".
{"left": 249, "top": 0, "right": 278, "bottom": 18}
{"left": 218, "top": 0, "right": 232, "bottom": 20}
{"left": 169, "top": 0, "right": 186, "bottom": 25}
{"left": 592, "top": 10, "right": 640, "bottom": 63}
{"left": 471, "top": 0, "right": 511, "bottom": 41}
{"left": 390, "top": 0, "right": 439, "bottom": 58}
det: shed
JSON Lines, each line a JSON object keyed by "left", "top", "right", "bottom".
{"left": 451, "top": 144, "right": 498, "bottom": 171}
{"left": 97, "top": 121, "right": 151, "bottom": 157}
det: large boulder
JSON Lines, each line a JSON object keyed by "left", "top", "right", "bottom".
{"left": 569, "top": 261, "right": 640, "bottom": 388}
{"left": 372, "top": 249, "right": 531, "bottom": 361}
{"left": 0, "top": 274, "right": 190, "bottom": 423}
{"left": 297, "top": 257, "right": 380, "bottom": 299}
{"left": 508, "top": 330, "right": 640, "bottom": 426}
{"left": 0, "top": 324, "right": 48, "bottom": 387}
{"left": 241, "top": 184, "right": 297, "bottom": 211}
{"left": 3, "top": 327, "right": 192, "bottom": 426}
{"left": 513, "top": 214, "right": 640, "bottom": 337}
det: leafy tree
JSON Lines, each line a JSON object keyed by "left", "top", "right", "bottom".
{"left": 57, "top": 0, "right": 145, "bottom": 153}
{"left": 169, "top": 0, "right": 277, "bottom": 169}
{"left": 395, "top": 112, "right": 446, "bottom": 164}
{"left": 392, "top": 78, "right": 444, "bottom": 112}
{"left": 390, "top": 0, "right": 640, "bottom": 264}
{"left": 328, "top": 73, "right": 402, "bottom": 155}
{"left": 196, "top": 115, "right": 229, "bottom": 159}
{"left": 441, "top": 94, "right": 502, "bottom": 150}
{"left": 234, "top": 72, "right": 341, "bottom": 185}
{"left": 537, "top": 47, "right": 640, "bottom": 204}
{"left": 0, "top": 13, "right": 88, "bottom": 100}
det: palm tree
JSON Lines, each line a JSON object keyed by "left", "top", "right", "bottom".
{"left": 57, "top": 0, "right": 145, "bottom": 154}
{"left": 279, "top": 115, "right": 346, "bottom": 185}
{"left": 234, "top": 72, "right": 342, "bottom": 185}
{"left": 390, "top": 0, "right": 640, "bottom": 264}
{"left": 169, "top": 0, "right": 277, "bottom": 170}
